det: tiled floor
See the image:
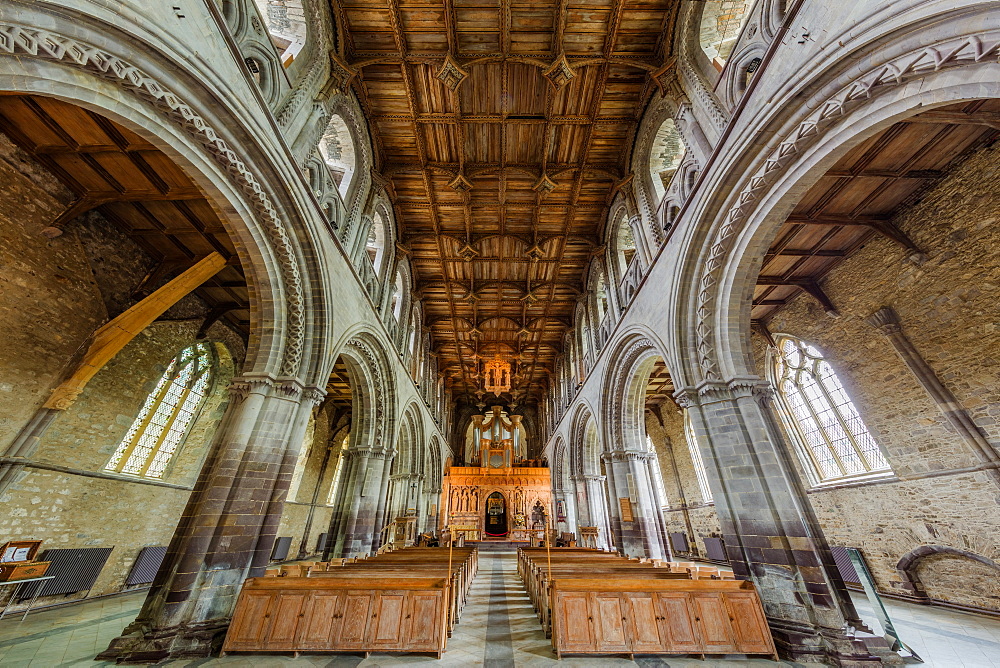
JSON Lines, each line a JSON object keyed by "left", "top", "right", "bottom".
{"left": 0, "top": 551, "right": 998, "bottom": 667}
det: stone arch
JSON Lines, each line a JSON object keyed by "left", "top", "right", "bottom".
{"left": 600, "top": 333, "right": 668, "bottom": 455}
{"left": 896, "top": 545, "right": 1000, "bottom": 613}
{"left": 678, "top": 15, "right": 1000, "bottom": 389}
{"left": 568, "top": 401, "right": 599, "bottom": 477}
{"left": 327, "top": 93, "right": 373, "bottom": 243}
{"left": 698, "top": 0, "right": 753, "bottom": 69}
{"left": 0, "top": 21, "right": 311, "bottom": 380}
{"left": 330, "top": 330, "right": 397, "bottom": 454}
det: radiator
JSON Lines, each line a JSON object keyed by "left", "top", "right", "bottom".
{"left": 19, "top": 547, "right": 113, "bottom": 599}
{"left": 830, "top": 545, "right": 862, "bottom": 586}
{"left": 669, "top": 532, "right": 689, "bottom": 553}
{"left": 703, "top": 536, "right": 729, "bottom": 562}
{"left": 315, "top": 532, "right": 329, "bottom": 552}
{"left": 270, "top": 536, "right": 292, "bottom": 561}
{"left": 125, "top": 546, "right": 167, "bottom": 586}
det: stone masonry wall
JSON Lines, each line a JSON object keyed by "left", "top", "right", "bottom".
{"left": 751, "top": 143, "right": 1000, "bottom": 612}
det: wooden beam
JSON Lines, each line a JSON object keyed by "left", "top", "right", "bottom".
{"left": 43, "top": 252, "right": 227, "bottom": 410}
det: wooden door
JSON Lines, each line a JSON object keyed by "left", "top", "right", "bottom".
{"left": 225, "top": 590, "right": 276, "bottom": 650}
{"left": 265, "top": 592, "right": 310, "bottom": 649}
{"left": 592, "top": 593, "right": 629, "bottom": 652}
{"left": 369, "top": 591, "right": 407, "bottom": 649}
{"left": 623, "top": 593, "right": 663, "bottom": 652}
{"left": 555, "top": 592, "right": 596, "bottom": 652}
{"left": 297, "top": 592, "right": 343, "bottom": 650}
{"left": 336, "top": 591, "right": 374, "bottom": 649}
{"left": 655, "top": 592, "right": 701, "bottom": 653}
{"left": 691, "top": 593, "right": 737, "bottom": 653}
{"left": 405, "top": 591, "right": 442, "bottom": 651}
{"left": 723, "top": 592, "right": 774, "bottom": 654}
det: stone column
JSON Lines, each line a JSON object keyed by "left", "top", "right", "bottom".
{"left": 677, "top": 381, "right": 886, "bottom": 665}
{"left": 603, "top": 451, "right": 668, "bottom": 559}
{"left": 370, "top": 451, "right": 396, "bottom": 553}
{"left": 643, "top": 454, "right": 672, "bottom": 560}
{"left": 867, "top": 306, "right": 1000, "bottom": 486}
{"left": 99, "top": 375, "right": 317, "bottom": 662}
{"left": 333, "top": 449, "right": 391, "bottom": 557}
{"left": 578, "top": 473, "right": 611, "bottom": 550}
{"left": 297, "top": 434, "right": 337, "bottom": 559}
{"left": 571, "top": 475, "right": 593, "bottom": 527}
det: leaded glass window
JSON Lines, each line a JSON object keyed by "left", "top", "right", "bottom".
{"left": 105, "top": 343, "right": 214, "bottom": 479}
{"left": 773, "top": 335, "right": 890, "bottom": 482}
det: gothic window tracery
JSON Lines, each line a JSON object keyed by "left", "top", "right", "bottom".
{"left": 772, "top": 335, "right": 891, "bottom": 483}
{"left": 105, "top": 343, "right": 215, "bottom": 479}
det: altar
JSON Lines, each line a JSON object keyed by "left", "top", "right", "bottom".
{"left": 440, "top": 406, "right": 552, "bottom": 542}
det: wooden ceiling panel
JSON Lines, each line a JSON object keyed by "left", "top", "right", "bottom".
{"left": 336, "top": 0, "right": 679, "bottom": 403}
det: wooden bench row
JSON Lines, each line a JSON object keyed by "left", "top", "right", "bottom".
{"left": 518, "top": 547, "right": 778, "bottom": 660}
{"left": 222, "top": 546, "right": 478, "bottom": 658}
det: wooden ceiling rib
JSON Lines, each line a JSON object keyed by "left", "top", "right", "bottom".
{"left": 336, "top": 0, "right": 678, "bottom": 405}
{"left": 753, "top": 100, "right": 1000, "bottom": 322}
{"left": 0, "top": 95, "right": 251, "bottom": 335}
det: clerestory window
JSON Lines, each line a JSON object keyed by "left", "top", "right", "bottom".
{"left": 106, "top": 343, "right": 214, "bottom": 479}
{"left": 772, "top": 335, "right": 891, "bottom": 483}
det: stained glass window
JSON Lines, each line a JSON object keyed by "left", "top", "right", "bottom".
{"left": 684, "top": 413, "right": 713, "bottom": 503}
{"left": 105, "top": 343, "right": 214, "bottom": 479}
{"left": 773, "top": 336, "right": 890, "bottom": 482}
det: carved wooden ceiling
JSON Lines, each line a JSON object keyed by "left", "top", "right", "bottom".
{"left": 332, "top": 0, "right": 679, "bottom": 405}
{"left": 753, "top": 99, "right": 1000, "bottom": 323}
{"left": 0, "top": 94, "right": 251, "bottom": 336}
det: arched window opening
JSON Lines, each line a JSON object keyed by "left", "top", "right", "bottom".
{"left": 252, "top": 0, "right": 307, "bottom": 66}
{"left": 595, "top": 271, "right": 610, "bottom": 322}
{"left": 699, "top": 1, "right": 753, "bottom": 70}
{"left": 106, "top": 343, "right": 215, "bottom": 479}
{"left": 645, "top": 434, "right": 669, "bottom": 509}
{"left": 616, "top": 216, "right": 637, "bottom": 274}
{"left": 684, "top": 412, "right": 713, "bottom": 503}
{"left": 327, "top": 434, "right": 351, "bottom": 504}
{"left": 773, "top": 336, "right": 891, "bottom": 483}
{"left": 391, "top": 270, "right": 405, "bottom": 321}
{"left": 649, "top": 119, "right": 685, "bottom": 201}
{"left": 318, "top": 114, "right": 357, "bottom": 198}
{"left": 366, "top": 211, "right": 386, "bottom": 273}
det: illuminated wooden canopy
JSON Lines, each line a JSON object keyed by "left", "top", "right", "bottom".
{"left": 331, "top": 0, "right": 680, "bottom": 404}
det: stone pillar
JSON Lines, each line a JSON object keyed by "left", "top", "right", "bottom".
{"left": 370, "top": 451, "right": 395, "bottom": 553}
{"left": 578, "top": 473, "right": 611, "bottom": 550}
{"left": 867, "top": 306, "right": 1000, "bottom": 486}
{"left": 643, "top": 453, "right": 672, "bottom": 560}
{"left": 571, "top": 475, "right": 593, "bottom": 527}
{"left": 603, "top": 451, "right": 667, "bottom": 559}
{"left": 297, "top": 434, "right": 336, "bottom": 559}
{"left": 677, "top": 380, "right": 886, "bottom": 665}
{"left": 99, "top": 376, "right": 319, "bottom": 662}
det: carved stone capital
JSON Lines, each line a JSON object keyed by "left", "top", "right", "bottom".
{"left": 866, "top": 306, "right": 902, "bottom": 335}
{"left": 228, "top": 375, "right": 275, "bottom": 402}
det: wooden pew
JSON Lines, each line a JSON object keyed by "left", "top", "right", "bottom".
{"left": 222, "top": 546, "right": 477, "bottom": 658}
{"left": 519, "top": 548, "right": 777, "bottom": 661}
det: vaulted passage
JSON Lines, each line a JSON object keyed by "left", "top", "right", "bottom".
{"left": 1, "top": 1, "right": 999, "bottom": 666}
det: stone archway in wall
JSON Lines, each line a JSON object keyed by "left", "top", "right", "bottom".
{"left": 324, "top": 331, "right": 397, "bottom": 558}
{"left": 897, "top": 546, "right": 1000, "bottom": 614}
{"left": 681, "top": 21, "right": 1000, "bottom": 388}
{"left": 599, "top": 332, "right": 675, "bottom": 560}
